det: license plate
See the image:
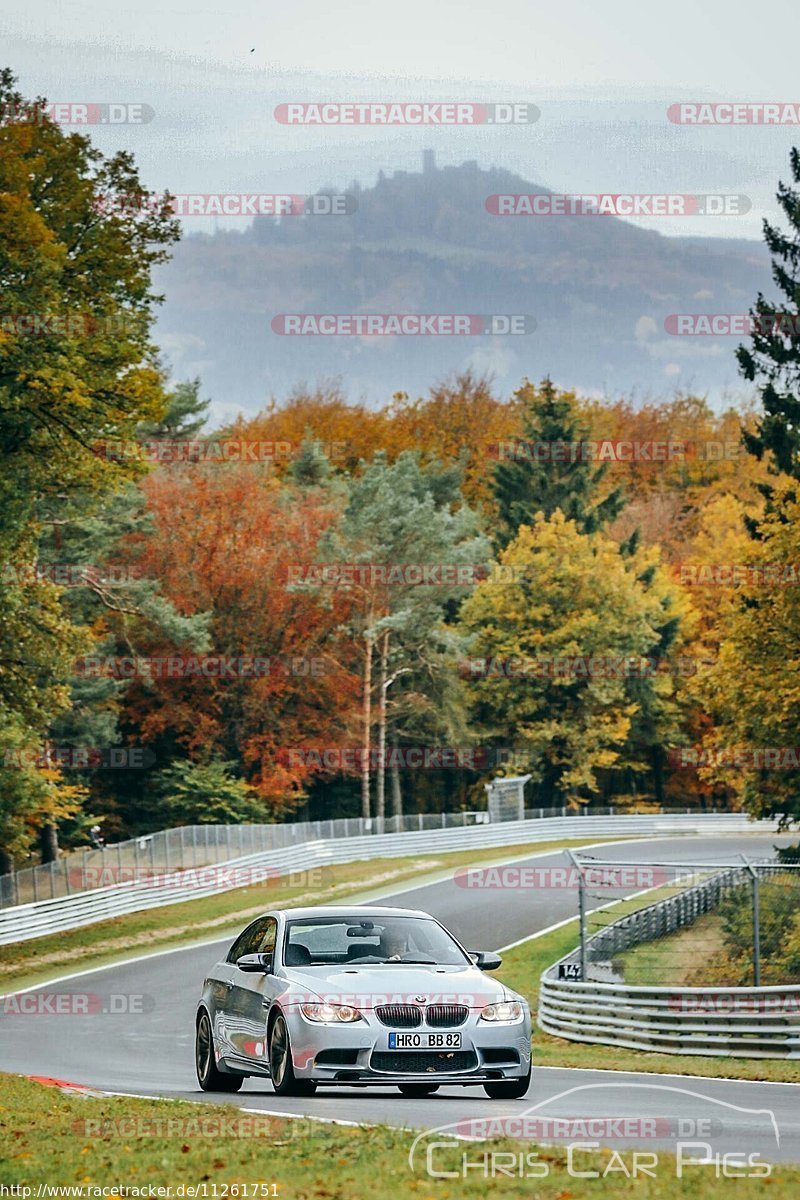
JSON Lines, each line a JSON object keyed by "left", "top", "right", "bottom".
{"left": 388, "top": 1032, "right": 462, "bottom": 1049}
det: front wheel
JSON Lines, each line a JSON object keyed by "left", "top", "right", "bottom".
{"left": 196, "top": 1011, "right": 244, "bottom": 1092}
{"left": 483, "top": 1063, "right": 531, "bottom": 1100}
{"left": 398, "top": 1083, "right": 439, "bottom": 1097}
{"left": 269, "top": 1012, "right": 317, "bottom": 1096}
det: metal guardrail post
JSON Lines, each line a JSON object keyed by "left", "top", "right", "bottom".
{"left": 741, "top": 856, "right": 761, "bottom": 987}
{"left": 567, "top": 850, "right": 587, "bottom": 980}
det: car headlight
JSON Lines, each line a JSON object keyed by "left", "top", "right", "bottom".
{"left": 479, "top": 1000, "right": 523, "bottom": 1023}
{"left": 300, "top": 1002, "right": 363, "bottom": 1023}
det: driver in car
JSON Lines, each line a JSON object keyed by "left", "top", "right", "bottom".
{"left": 379, "top": 929, "right": 407, "bottom": 961}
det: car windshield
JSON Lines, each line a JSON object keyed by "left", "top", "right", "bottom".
{"left": 282, "top": 915, "right": 471, "bottom": 967}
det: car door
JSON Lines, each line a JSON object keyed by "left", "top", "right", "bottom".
{"left": 226, "top": 916, "right": 281, "bottom": 1068}
{"left": 214, "top": 916, "right": 276, "bottom": 1061}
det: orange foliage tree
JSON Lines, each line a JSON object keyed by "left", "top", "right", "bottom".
{"left": 125, "top": 463, "right": 361, "bottom": 814}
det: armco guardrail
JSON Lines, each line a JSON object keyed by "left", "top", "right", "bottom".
{"left": 0, "top": 811, "right": 774, "bottom": 946}
{"left": 538, "top": 975, "right": 800, "bottom": 1058}
{"left": 539, "top": 862, "right": 800, "bottom": 1058}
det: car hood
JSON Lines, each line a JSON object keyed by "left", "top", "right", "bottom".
{"left": 280, "top": 963, "right": 518, "bottom": 1009}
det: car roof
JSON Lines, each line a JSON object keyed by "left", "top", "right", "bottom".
{"left": 272, "top": 905, "right": 432, "bottom": 920}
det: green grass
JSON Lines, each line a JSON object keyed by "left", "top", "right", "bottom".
{"left": 616, "top": 913, "right": 728, "bottom": 987}
{"left": 496, "top": 920, "right": 800, "bottom": 1083}
{"left": 0, "top": 837, "right": 620, "bottom": 993}
{"left": 1, "top": 1072, "right": 797, "bottom": 1196}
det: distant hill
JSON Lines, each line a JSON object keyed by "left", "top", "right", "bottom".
{"left": 153, "top": 156, "right": 771, "bottom": 413}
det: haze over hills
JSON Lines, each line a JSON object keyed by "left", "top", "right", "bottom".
{"left": 153, "top": 153, "right": 772, "bottom": 417}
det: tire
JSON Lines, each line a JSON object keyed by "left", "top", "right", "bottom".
{"left": 268, "top": 1012, "right": 317, "bottom": 1096}
{"left": 196, "top": 1010, "right": 244, "bottom": 1092}
{"left": 398, "top": 1084, "right": 440, "bottom": 1098}
{"left": 483, "top": 1063, "right": 531, "bottom": 1100}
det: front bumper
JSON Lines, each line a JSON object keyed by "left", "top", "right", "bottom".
{"left": 286, "top": 1008, "right": 532, "bottom": 1084}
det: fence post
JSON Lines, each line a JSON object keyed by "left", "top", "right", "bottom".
{"left": 740, "top": 856, "right": 761, "bottom": 987}
{"left": 567, "top": 850, "right": 587, "bottom": 981}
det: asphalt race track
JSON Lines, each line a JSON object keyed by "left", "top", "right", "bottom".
{"left": 2, "top": 834, "right": 799, "bottom": 1165}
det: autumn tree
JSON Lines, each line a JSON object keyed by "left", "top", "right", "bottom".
{"left": 460, "top": 511, "right": 688, "bottom": 807}
{"left": 701, "top": 485, "right": 800, "bottom": 823}
{"left": 0, "top": 70, "right": 179, "bottom": 866}
{"left": 124, "top": 460, "right": 359, "bottom": 821}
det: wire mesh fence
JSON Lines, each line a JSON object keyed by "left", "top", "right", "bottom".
{"left": 569, "top": 852, "right": 800, "bottom": 988}
{"left": 0, "top": 803, "right": 650, "bottom": 908}
{"left": 0, "top": 812, "right": 484, "bottom": 908}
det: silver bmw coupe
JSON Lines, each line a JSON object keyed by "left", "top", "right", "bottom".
{"left": 196, "top": 905, "right": 532, "bottom": 1098}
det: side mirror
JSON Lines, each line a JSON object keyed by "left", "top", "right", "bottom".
{"left": 237, "top": 952, "right": 273, "bottom": 973}
{"left": 471, "top": 950, "right": 502, "bottom": 971}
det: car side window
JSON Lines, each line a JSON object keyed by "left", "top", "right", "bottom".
{"left": 227, "top": 917, "right": 274, "bottom": 963}
{"left": 255, "top": 918, "right": 277, "bottom": 954}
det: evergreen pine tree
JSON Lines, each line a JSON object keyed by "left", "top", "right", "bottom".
{"left": 738, "top": 148, "right": 800, "bottom": 488}
{"left": 492, "top": 378, "right": 625, "bottom": 549}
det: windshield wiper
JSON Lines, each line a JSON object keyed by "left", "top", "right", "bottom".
{"left": 385, "top": 957, "right": 437, "bottom": 964}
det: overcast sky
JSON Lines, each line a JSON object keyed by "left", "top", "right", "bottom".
{"left": 4, "top": 0, "right": 799, "bottom": 90}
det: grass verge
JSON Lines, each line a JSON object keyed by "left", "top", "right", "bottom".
{"left": 1, "top": 1073, "right": 796, "bottom": 1196}
{"left": 0, "top": 837, "right": 620, "bottom": 993}
{"left": 616, "top": 912, "right": 726, "bottom": 987}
